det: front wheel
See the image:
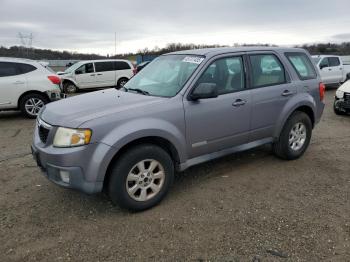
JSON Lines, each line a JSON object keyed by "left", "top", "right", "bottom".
{"left": 19, "top": 93, "right": 49, "bottom": 118}
{"left": 63, "top": 82, "right": 77, "bottom": 94}
{"left": 334, "top": 100, "right": 346, "bottom": 115}
{"left": 273, "top": 111, "right": 312, "bottom": 160}
{"left": 108, "top": 144, "right": 174, "bottom": 211}
{"left": 117, "top": 78, "right": 128, "bottom": 89}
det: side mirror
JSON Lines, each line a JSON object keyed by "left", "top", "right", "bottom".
{"left": 75, "top": 69, "right": 83, "bottom": 75}
{"left": 320, "top": 64, "right": 327, "bottom": 70}
{"left": 190, "top": 83, "right": 218, "bottom": 100}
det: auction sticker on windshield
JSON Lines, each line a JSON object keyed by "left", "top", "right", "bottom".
{"left": 182, "top": 56, "right": 204, "bottom": 64}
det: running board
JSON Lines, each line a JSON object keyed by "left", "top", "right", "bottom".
{"left": 178, "top": 137, "right": 273, "bottom": 171}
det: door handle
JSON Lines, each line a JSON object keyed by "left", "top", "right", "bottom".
{"left": 232, "top": 99, "right": 247, "bottom": 107}
{"left": 282, "top": 90, "right": 293, "bottom": 97}
{"left": 13, "top": 81, "right": 24, "bottom": 85}
{"left": 97, "top": 73, "right": 103, "bottom": 76}
{"left": 328, "top": 68, "right": 332, "bottom": 71}
{"left": 90, "top": 74, "right": 95, "bottom": 76}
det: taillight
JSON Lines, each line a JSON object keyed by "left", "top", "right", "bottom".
{"left": 319, "top": 82, "right": 326, "bottom": 101}
{"left": 132, "top": 68, "right": 138, "bottom": 75}
{"left": 48, "top": 75, "right": 61, "bottom": 85}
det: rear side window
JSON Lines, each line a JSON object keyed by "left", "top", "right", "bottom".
{"left": 115, "top": 61, "right": 131, "bottom": 70}
{"left": 95, "top": 62, "right": 114, "bottom": 72}
{"left": 0, "top": 62, "right": 20, "bottom": 77}
{"left": 329, "top": 57, "right": 340, "bottom": 67}
{"left": 286, "top": 53, "right": 317, "bottom": 80}
{"left": 18, "top": 63, "right": 37, "bottom": 74}
{"left": 249, "top": 54, "right": 286, "bottom": 88}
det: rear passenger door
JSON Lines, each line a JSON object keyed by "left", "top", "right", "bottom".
{"left": 94, "top": 61, "right": 115, "bottom": 87}
{"left": 0, "top": 62, "right": 27, "bottom": 108}
{"left": 248, "top": 53, "right": 296, "bottom": 141}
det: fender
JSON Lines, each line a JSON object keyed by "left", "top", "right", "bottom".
{"left": 61, "top": 77, "right": 79, "bottom": 87}
{"left": 95, "top": 118, "right": 187, "bottom": 181}
{"left": 273, "top": 93, "right": 316, "bottom": 139}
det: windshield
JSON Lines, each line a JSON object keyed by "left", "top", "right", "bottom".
{"left": 64, "top": 62, "right": 84, "bottom": 73}
{"left": 124, "top": 55, "right": 204, "bottom": 97}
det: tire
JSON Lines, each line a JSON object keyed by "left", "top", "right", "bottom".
{"left": 63, "top": 82, "right": 77, "bottom": 94}
{"left": 117, "top": 78, "right": 128, "bottom": 89}
{"left": 273, "top": 111, "right": 312, "bottom": 160}
{"left": 108, "top": 144, "right": 174, "bottom": 211}
{"left": 19, "top": 93, "right": 49, "bottom": 119}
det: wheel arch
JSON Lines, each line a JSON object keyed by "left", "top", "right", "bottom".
{"left": 274, "top": 99, "right": 316, "bottom": 139}
{"left": 103, "top": 136, "right": 181, "bottom": 191}
{"left": 17, "top": 90, "right": 50, "bottom": 109}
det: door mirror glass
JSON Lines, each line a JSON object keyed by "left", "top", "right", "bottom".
{"left": 190, "top": 83, "right": 218, "bottom": 100}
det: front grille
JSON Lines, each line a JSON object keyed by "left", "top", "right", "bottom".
{"left": 37, "top": 118, "right": 52, "bottom": 144}
{"left": 344, "top": 92, "right": 350, "bottom": 102}
{"left": 39, "top": 125, "right": 50, "bottom": 143}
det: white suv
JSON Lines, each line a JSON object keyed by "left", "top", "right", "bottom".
{"left": 58, "top": 59, "right": 135, "bottom": 93}
{"left": 0, "top": 57, "right": 63, "bottom": 118}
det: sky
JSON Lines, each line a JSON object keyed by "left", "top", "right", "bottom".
{"left": 0, "top": 0, "right": 350, "bottom": 55}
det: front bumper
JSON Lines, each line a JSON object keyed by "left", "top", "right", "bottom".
{"left": 334, "top": 97, "right": 350, "bottom": 112}
{"left": 31, "top": 122, "right": 114, "bottom": 194}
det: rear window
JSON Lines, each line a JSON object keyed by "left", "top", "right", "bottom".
{"left": 115, "top": 61, "right": 131, "bottom": 70}
{"left": 286, "top": 53, "right": 317, "bottom": 80}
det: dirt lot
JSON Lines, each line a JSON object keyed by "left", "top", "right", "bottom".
{"left": 0, "top": 90, "right": 349, "bottom": 261}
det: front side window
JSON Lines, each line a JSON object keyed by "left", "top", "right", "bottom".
{"left": 286, "top": 53, "right": 317, "bottom": 80}
{"left": 319, "top": 58, "right": 329, "bottom": 68}
{"left": 124, "top": 55, "right": 203, "bottom": 97}
{"left": 249, "top": 54, "right": 286, "bottom": 88}
{"left": 95, "top": 62, "right": 114, "bottom": 72}
{"left": 195, "top": 56, "right": 245, "bottom": 95}
{"left": 329, "top": 57, "right": 340, "bottom": 67}
{"left": 76, "top": 63, "right": 94, "bottom": 74}
{"left": 0, "top": 62, "right": 20, "bottom": 77}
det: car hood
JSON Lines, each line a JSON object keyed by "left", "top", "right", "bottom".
{"left": 338, "top": 80, "right": 350, "bottom": 93}
{"left": 41, "top": 89, "right": 165, "bottom": 127}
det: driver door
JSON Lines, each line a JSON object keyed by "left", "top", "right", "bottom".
{"left": 74, "top": 63, "right": 96, "bottom": 88}
{"left": 183, "top": 55, "right": 251, "bottom": 158}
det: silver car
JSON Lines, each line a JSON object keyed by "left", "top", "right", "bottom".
{"left": 32, "top": 47, "right": 325, "bottom": 211}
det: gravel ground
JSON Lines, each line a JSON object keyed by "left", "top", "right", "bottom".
{"left": 0, "top": 90, "right": 349, "bottom": 262}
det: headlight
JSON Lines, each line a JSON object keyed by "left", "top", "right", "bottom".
{"left": 53, "top": 127, "right": 92, "bottom": 147}
{"left": 336, "top": 90, "right": 344, "bottom": 99}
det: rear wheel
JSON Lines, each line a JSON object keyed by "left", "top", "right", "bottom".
{"left": 273, "top": 111, "right": 312, "bottom": 160}
{"left": 108, "top": 144, "right": 174, "bottom": 211}
{"left": 19, "top": 93, "right": 48, "bottom": 118}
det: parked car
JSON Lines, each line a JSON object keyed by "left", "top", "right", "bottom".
{"left": 58, "top": 59, "right": 135, "bottom": 93}
{"left": 334, "top": 80, "right": 350, "bottom": 115}
{"left": 32, "top": 47, "right": 325, "bottom": 211}
{"left": 312, "top": 55, "right": 350, "bottom": 86}
{"left": 0, "top": 57, "right": 63, "bottom": 118}
{"left": 135, "top": 61, "right": 151, "bottom": 73}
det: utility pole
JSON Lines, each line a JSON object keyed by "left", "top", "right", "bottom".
{"left": 114, "top": 32, "right": 117, "bottom": 58}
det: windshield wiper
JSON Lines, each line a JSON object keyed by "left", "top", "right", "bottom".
{"left": 125, "top": 88, "right": 150, "bottom": 96}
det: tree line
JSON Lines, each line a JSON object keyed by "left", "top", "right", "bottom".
{"left": 1, "top": 42, "right": 350, "bottom": 60}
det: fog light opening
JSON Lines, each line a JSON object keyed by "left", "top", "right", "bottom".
{"left": 60, "top": 170, "right": 70, "bottom": 183}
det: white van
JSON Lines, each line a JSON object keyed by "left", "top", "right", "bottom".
{"left": 0, "top": 57, "right": 63, "bottom": 118}
{"left": 58, "top": 59, "right": 135, "bottom": 93}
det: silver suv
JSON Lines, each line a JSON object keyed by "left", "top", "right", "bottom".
{"left": 32, "top": 47, "right": 325, "bottom": 211}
